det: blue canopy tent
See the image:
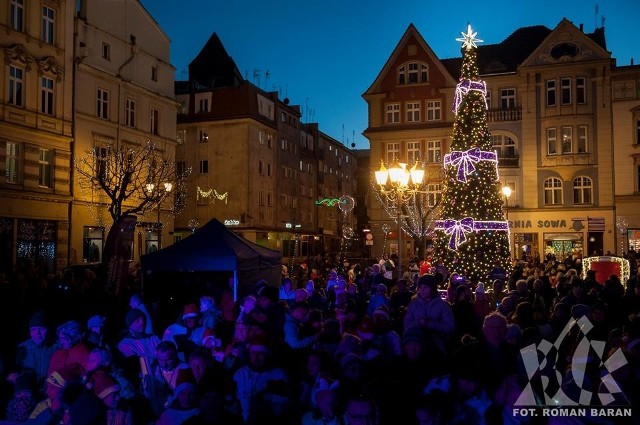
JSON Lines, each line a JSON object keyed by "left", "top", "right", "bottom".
{"left": 140, "top": 218, "right": 282, "bottom": 300}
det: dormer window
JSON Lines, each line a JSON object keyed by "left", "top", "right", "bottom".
{"left": 398, "top": 62, "right": 428, "bottom": 85}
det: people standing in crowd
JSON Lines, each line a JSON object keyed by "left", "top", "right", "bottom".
{"left": 13, "top": 311, "right": 56, "bottom": 388}
{"left": 129, "top": 293, "right": 154, "bottom": 336}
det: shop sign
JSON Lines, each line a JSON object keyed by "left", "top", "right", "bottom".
{"left": 509, "top": 220, "right": 568, "bottom": 229}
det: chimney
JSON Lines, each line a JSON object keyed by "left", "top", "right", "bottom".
{"left": 579, "top": 23, "right": 584, "bottom": 32}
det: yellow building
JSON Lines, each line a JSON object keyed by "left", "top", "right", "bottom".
{"left": 71, "top": 0, "right": 177, "bottom": 265}
{"left": 0, "top": 0, "right": 75, "bottom": 272}
{"left": 364, "top": 19, "right": 626, "bottom": 265}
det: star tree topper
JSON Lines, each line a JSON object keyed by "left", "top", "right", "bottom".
{"left": 456, "top": 24, "right": 483, "bottom": 50}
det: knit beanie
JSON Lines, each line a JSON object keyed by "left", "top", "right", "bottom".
{"left": 56, "top": 321, "right": 83, "bottom": 346}
{"left": 125, "top": 308, "right": 145, "bottom": 328}
{"left": 88, "top": 370, "right": 119, "bottom": 400}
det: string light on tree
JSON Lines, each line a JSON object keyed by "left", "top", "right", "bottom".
{"left": 433, "top": 24, "right": 511, "bottom": 283}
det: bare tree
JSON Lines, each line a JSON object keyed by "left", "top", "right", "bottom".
{"left": 75, "top": 140, "right": 189, "bottom": 224}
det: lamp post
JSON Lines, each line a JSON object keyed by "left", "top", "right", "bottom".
{"left": 285, "top": 221, "right": 301, "bottom": 273}
{"left": 375, "top": 160, "right": 425, "bottom": 279}
{"left": 147, "top": 182, "right": 173, "bottom": 249}
{"left": 501, "top": 185, "right": 512, "bottom": 221}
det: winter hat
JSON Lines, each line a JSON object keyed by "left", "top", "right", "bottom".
{"left": 29, "top": 310, "right": 48, "bottom": 328}
{"left": 475, "top": 283, "right": 485, "bottom": 295}
{"left": 87, "top": 315, "right": 106, "bottom": 329}
{"left": 56, "top": 321, "right": 83, "bottom": 346}
{"left": 182, "top": 303, "right": 199, "bottom": 319}
{"left": 125, "top": 308, "right": 145, "bottom": 328}
{"left": 571, "top": 304, "right": 591, "bottom": 319}
{"left": 47, "top": 368, "right": 73, "bottom": 388}
{"left": 418, "top": 274, "right": 438, "bottom": 291}
{"left": 248, "top": 335, "right": 271, "bottom": 353}
{"left": 89, "top": 370, "right": 119, "bottom": 400}
{"left": 402, "top": 326, "right": 424, "bottom": 346}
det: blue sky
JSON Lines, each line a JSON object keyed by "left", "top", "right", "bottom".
{"left": 141, "top": 0, "right": 638, "bottom": 149}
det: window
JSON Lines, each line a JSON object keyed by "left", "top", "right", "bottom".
{"left": 267, "top": 163, "right": 271, "bottom": 177}
{"left": 258, "top": 160, "right": 263, "bottom": 175}
{"left": 102, "top": 43, "right": 110, "bottom": 60}
{"left": 41, "top": 6, "right": 55, "bottom": 44}
{"left": 573, "top": 176, "right": 593, "bottom": 204}
{"left": 561, "top": 126, "right": 573, "bottom": 154}
{"left": 386, "top": 104, "right": 400, "bottom": 124}
{"left": 97, "top": 88, "right": 109, "bottom": 119}
{"left": 636, "top": 118, "right": 640, "bottom": 145}
{"left": 199, "top": 130, "right": 208, "bottom": 143}
{"left": 9, "top": 65, "right": 24, "bottom": 107}
{"left": 577, "top": 125, "right": 587, "bottom": 153}
{"left": 199, "top": 160, "right": 208, "bottom": 174}
{"left": 267, "top": 192, "right": 273, "bottom": 206}
{"left": 122, "top": 98, "right": 135, "bottom": 127}
{"left": 500, "top": 88, "right": 516, "bottom": 109}
{"left": 561, "top": 78, "right": 571, "bottom": 104}
{"left": 386, "top": 143, "right": 400, "bottom": 164}
{"left": 546, "top": 80, "right": 556, "bottom": 106}
{"left": 151, "top": 66, "right": 158, "bottom": 82}
{"left": 199, "top": 99, "right": 208, "bottom": 113}
{"left": 486, "top": 90, "right": 492, "bottom": 109}
{"left": 10, "top": 0, "right": 24, "bottom": 32}
{"left": 406, "top": 102, "right": 420, "bottom": 123}
{"left": 176, "top": 161, "right": 186, "bottom": 177}
{"left": 407, "top": 141, "right": 420, "bottom": 164}
{"left": 426, "top": 100, "right": 441, "bottom": 121}
{"left": 547, "top": 128, "right": 557, "bottom": 155}
{"left": 40, "top": 77, "right": 54, "bottom": 115}
{"left": 544, "top": 177, "right": 563, "bottom": 205}
{"left": 6, "top": 142, "right": 19, "bottom": 183}
{"left": 258, "top": 190, "right": 265, "bottom": 206}
{"left": 398, "top": 62, "right": 428, "bottom": 85}
{"left": 491, "top": 135, "right": 517, "bottom": 158}
{"left": 38, "top": 149, "right": 51, "bottom": 187}
{"left": 576, "top": 77, "right": 586, "bottom": 104}
{"left": 150, "top": 108, "right": 159, "bottom": 135}
{"left": 427, "top": 184, "right": 442, "bottom": 207}
{"left": 426, "top": 140, "right": 441, "bottom": 163}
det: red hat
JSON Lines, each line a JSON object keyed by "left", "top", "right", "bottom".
{"left": 182, "top": 304, "right": 199, "bottom": 319}
{"left": 89, "top": 370, "right": 119, "bottom": 400}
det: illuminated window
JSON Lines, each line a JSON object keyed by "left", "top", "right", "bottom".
{"left": 561, "top": 126, "right": 573, "bottom": 154}
{"left": 544, "top": 177, "right": 563, "bottom": 205}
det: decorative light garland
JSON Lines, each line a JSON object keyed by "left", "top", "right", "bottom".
{"left": 444, "top": 148, "right": 497, "bottom": 183}
{"left": 453, "top": 79, "right": 488, "bottom": 113}
{"left": 197, "top": 187, "right": 229, "bottom": 204}
{"left": 315, "top": 198, "right": 341, "bottom": 207}
{"left": 435, "top": 218, "right": 509, "bottom": 250}
{"left": 581, "top": 256, "right": 630, "bottom": 285}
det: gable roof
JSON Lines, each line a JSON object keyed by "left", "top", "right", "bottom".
{"left": 188, "top": 32, "right": 244, "bottom": 89}
{"left": 363, "top": 23, "right": 457, "bottom": 96}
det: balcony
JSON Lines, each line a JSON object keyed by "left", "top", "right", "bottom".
{"left": 487, "top": 108, "right": 522, "bottom": 122}
{"left": 498, "top": 156, "right": 519, "bottom": 167}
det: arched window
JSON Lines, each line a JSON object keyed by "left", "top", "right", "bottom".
{"left": 573, "top": 176, "right": 593, "bottom": 204}
{"left": 544, "top": 177, "right": 563, "bottom": 205}
{"left": 491, "top": 134, "right": 517, "bottom": 158}
{"left": 397, "top": 62, "right": 428, "bottom": 85}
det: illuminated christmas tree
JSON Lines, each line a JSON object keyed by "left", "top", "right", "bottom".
{"left": 434, "top": 25, "right": 511, "bottom": 283}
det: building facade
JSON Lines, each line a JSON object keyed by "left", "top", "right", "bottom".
{"left": 72, "top": 0, "right": 177, "bottom": 265}
{"left": 0, "top": 0, "right": 75, "bottom": 272}
{"left": 175, "top": 33, "right": 357, "bottom": 262}
{"left": 364, "top": 19, "right": 632, "bottom": 266}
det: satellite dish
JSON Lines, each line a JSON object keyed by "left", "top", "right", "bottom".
{"left": 351, "top": 142, "right": 356, "bottom": 148}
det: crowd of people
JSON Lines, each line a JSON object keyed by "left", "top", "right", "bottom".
{"left": 0, "top": 249, "right": 639, "bottom": 425}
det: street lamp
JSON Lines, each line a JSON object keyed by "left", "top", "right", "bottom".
{"left": 501, "top": 185, "right": 512, "bottom": 221}
{"left": 147, "top": 182, "right": 173, "bottom": 249}
{"left": 375, "top": 160, "right": 425, "bottom": 279}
